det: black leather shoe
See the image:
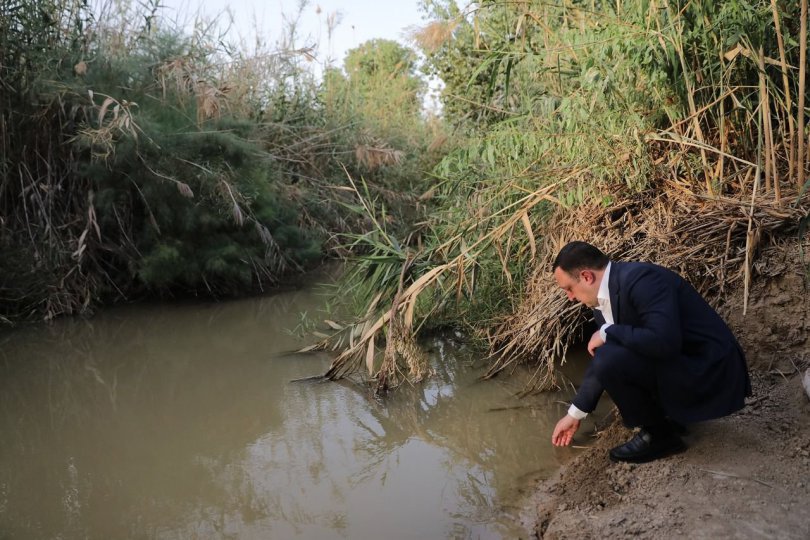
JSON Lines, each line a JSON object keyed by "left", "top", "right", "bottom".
{"left": 609, "top": 428, "right": 686, "bottom": 463}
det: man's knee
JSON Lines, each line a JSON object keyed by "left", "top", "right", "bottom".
{"left": 592, "top": 344, "right": 649, "bottom": 384}
{"left": 591, "top": 343, "right": 621, "bottom": 379}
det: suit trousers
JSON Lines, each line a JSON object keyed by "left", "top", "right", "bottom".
{"left": 581, "top": 343, "right": 669, "bottom": 427}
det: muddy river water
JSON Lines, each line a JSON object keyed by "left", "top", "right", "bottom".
{"left": 0, "top": 286, "right": 595, "bottom": 538}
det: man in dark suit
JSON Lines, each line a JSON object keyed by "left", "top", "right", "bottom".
{"left": 550, "top": 241, "right": 751, "bottom": 462}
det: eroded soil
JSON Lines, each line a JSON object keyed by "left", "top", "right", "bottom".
{"left": 524, "top": 371, "right": 810, "bottom": 539}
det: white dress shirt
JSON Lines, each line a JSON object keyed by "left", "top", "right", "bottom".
{"left": 567, "top": 262, "right": 613, "bottom": 420}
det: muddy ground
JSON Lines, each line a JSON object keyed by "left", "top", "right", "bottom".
{"left": 520, "top": 241, "right": 810, "bottom": 539}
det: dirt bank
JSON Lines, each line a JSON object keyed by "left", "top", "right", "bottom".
{"left": 522, "top": 240, "right": 810, "bottom": 539}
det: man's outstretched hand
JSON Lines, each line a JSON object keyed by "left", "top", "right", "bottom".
{"left": 552, "top": 415, "right": 581, "bottom": 446}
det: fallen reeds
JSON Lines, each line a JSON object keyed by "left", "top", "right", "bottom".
{"left": 486, "top": 179, "right": 808, "bottom": 395}
{"left": 312, "top": 170, "right": 564, "bottom": 393}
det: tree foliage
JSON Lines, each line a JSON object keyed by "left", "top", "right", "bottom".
{"left": 322, "top": 38, "right": 430, "bottom": 170}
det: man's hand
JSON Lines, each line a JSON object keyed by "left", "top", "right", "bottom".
{"left": 587, "top": 330, "right": 605, "bottom": 356}
{"left": 551, "top": 415, "right": 581, "bottom": 446}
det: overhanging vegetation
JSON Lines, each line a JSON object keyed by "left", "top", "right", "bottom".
{"left": 319, "top": 0, "right": 810, "bottom": 393}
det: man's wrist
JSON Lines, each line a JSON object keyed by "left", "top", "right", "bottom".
{"left": 599, "top": 322, "right": 612, "bottom": 342}
{"left": 567, "top": 403, "right": 588, "bottom": 420}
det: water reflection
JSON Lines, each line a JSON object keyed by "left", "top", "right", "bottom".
{"left": 0, "top": 290, "right": 593, "bottom": 539}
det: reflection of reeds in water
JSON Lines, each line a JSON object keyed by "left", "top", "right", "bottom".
{"left": 327, "top": 337, "right": 618, "bottom": 527}
{"left": 342, "top": 335, "right": 558, "bottom": 504}
{"left": 1, "top": 322, "right": 552, "bottom": 537}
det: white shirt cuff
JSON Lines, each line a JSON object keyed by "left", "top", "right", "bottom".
{"left": 599, "top": 323, "right": 612, "bottom": 342}
{"left": 567, "top": 404, "right": 588, "bottom": 420}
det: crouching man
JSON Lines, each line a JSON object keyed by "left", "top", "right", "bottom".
{"left": 551, "top": 241, "right": 751, "bottom": 462}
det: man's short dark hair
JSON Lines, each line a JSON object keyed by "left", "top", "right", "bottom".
{"left": 552, "top": 241, "right": 609, "bottom": 274}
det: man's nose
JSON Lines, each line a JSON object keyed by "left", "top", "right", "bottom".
{"left": 566, "top": 291, "right": 575, "bottom": 301}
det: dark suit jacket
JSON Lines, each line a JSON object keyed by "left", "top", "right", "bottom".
{"left": 575, "top": 261, "right": 751, "bottom": 423}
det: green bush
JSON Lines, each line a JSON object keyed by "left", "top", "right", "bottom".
{"left": 0, "top": 0, "right": 436, "bottom": 321}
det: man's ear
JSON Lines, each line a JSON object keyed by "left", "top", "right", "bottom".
{"left": 580, "top": 269, "right": 595, "bottom": 284}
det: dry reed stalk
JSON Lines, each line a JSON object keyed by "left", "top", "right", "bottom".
{"left": 758, "top": 47, "right": 778, "bottom": 200}
{"left": 743, "top": 146, "right": 762, "bottom": 316}
{"left": 716, "top": 56, "right": 727, "bottom": 192}
{"left": 798, "top": 0, "right": 807, "bottom": 191}
{"left": 771, "top": 0, "right": 796, "bottom": 188}
{"left": 474, "top": 12, "right": 480, "bottom": 50}
{"left": 427, "top": 133, "right": 448, "bottom": 153}
{"left": 662, "top": 0, "right": 712, "bottom": 193}
{"left": 649, "top": 133, "right": 757, "bottom": 172}
{"left": 758, "top": 48, "right": 770, "bottom": 193}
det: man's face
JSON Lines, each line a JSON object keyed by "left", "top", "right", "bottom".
{"left": 554, "top": 267, "right": 599, "bottom": 308}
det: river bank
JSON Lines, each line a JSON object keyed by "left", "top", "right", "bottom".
{"left": 524, "top": 371, "right": 810, "bottom": 538}
{"left": 521, "top": 240, "right": 810, "bottom": 538}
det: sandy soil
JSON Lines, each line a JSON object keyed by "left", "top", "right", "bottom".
{"left": 523, "top": 371, "right": 810, "bottom": 539}
{"left": 521, "top": 242, "right": 810, "bottom": 539}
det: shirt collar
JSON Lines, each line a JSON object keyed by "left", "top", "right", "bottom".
{"left": 597, "top": 261, "right": 612, "bottom": 303}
